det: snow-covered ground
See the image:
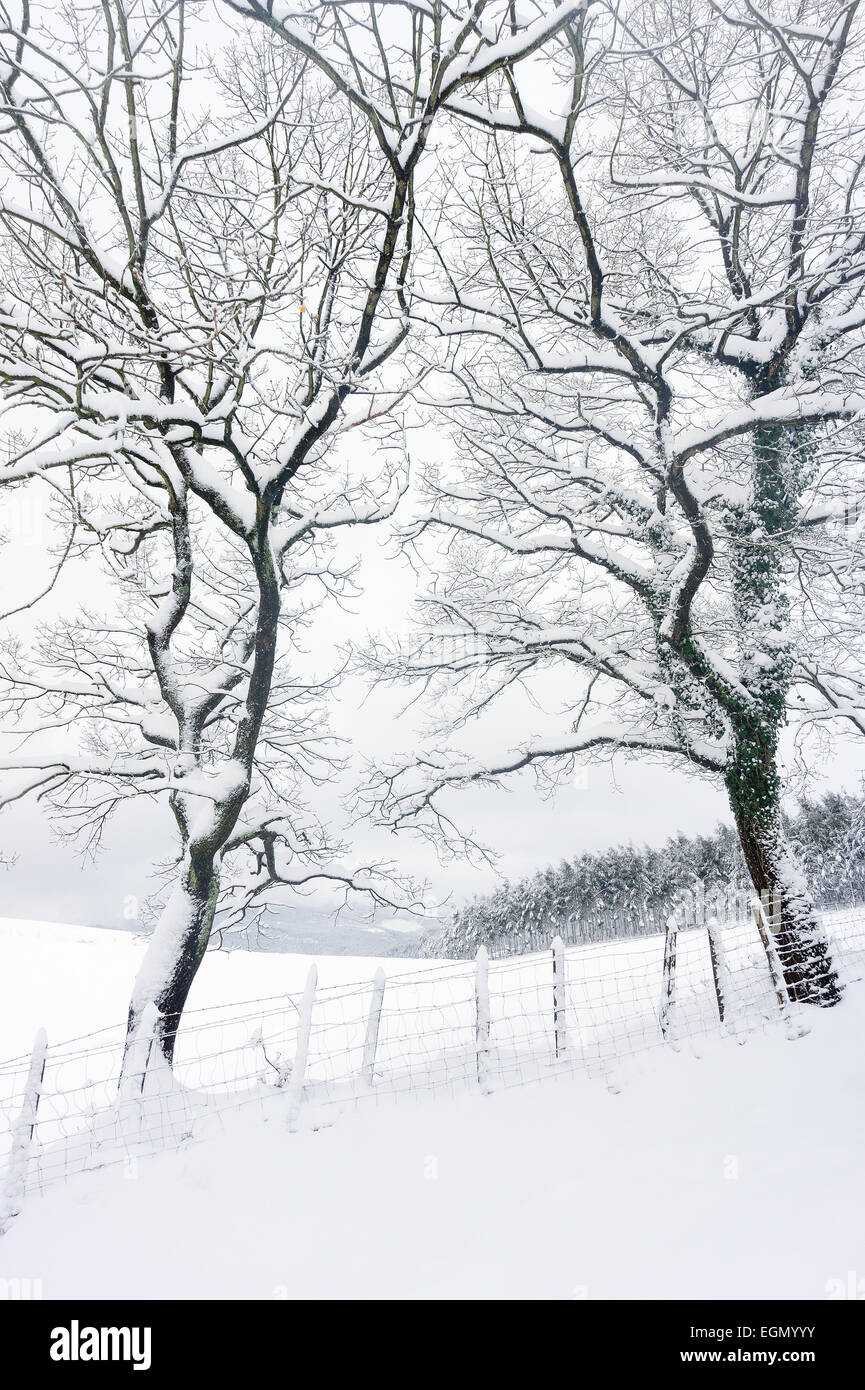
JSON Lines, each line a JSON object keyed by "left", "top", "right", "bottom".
{"left": 0, "top": 916, "right": 863, "bottom": 1299}
{"left": 0, "top": 917, "right": 438, "bottom": 1061}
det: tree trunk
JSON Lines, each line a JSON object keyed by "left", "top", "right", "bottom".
{"left": 123, "top": 848, "right": 221, "bottom": 1076}
{"left": 725, "top": 723, "right": 841, "bottom": 1007}
{"left": 721, "top": 402, "right": 841, "bottom": 1007}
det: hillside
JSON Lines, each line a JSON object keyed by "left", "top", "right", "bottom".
{"left": 0, "top": 916, "right": 863, "bottom": 1299}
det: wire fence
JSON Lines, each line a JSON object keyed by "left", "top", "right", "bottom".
{"left": 2, "top": 902, "right": 864, "bottom": 1232}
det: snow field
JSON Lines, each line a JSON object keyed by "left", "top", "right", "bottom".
{"left": 0, "top": 914, "right": 863, "bottom": 1298}
{"left": 0, "top": 908, "right": 863, "bottom": 1206}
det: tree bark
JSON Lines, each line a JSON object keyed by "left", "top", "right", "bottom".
{"left": 725, "top": 722, "right": 841, "bottom": 1007}
{"left": 123, "top": 847, "right": 221, "bottom": 1074}
{"left": 121, "top": 515, "right": 277, "bottom": 1080}
{"left": 719, "top": 396, "right": 842, "bottom": 1008}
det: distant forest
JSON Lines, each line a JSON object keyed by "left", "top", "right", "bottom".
{"left": 428, "top": 792, "right": 865, "bottom": 959}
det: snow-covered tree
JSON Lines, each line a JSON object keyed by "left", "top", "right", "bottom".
{"left": 788, "top": 458, "right": 865, "bottom": 745}
{"left": 0, "top": 0, "right": 578, "bottom": 1063}
{"left": 433, "top": 793, "right": 865, "bottom": 958}
{"left": 372, "top": 0, "right": 865, "bottom": 1005}
{"left": 0, "top": 0, "right": 418, "bottom": 1063}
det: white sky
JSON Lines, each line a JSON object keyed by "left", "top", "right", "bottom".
{"left": 2, "top": 496, "right": 863, "bottom": 931}
{"left": 1, "top": 3, "right": 863, "bottom": 932}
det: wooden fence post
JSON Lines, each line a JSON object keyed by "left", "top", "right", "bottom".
{"left": 117, "top": 1001, "right": 160, "bottom": 1101}
{"left": 362, "top": 968, "right": 386, "bottom": 1087}
{"left": 475, "top": 946, "right": 492, "bottom": 1094}
{"left": 659, "top": 913, "right": 678, "bottom": 1042}
{"left": 750, "top": 898, "right": 790, "bottom": 1015}
{"left": 552, "top": 935, "right": 568, "bottom": 1057}
{"left": 751, "top": 897, "right": 811, "bottom": 1039}
{"left": 287, "top": 965, "right": 317, "bottom": 1133}
{"left": 706, "top": 916, "right": 729, "bottom": 1026}
{"left": 0, "top": 1028, "right": 47, "bottom": 1234}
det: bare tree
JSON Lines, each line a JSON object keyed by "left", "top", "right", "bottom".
{"left": 0, "top": 0, "right": 582, "bottom": 1061}
{"left": 787, "top": 414, "right": 865, "bottom": 748}
{"left": 0, "top": 0, "right": 414, "bottom": 1064}
{"left": 369, "top": 0, "right": 865, "bottom": 1005}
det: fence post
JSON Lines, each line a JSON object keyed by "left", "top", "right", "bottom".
{"left": 659, "top": 913, "right": 678, "bottom": 1042}
{"left": 362, "top": 968, "right": 386, "bottom": 1087}
{"left": 475, "top": 946, "right": 492, "bottom": 1094}
{"left": 706, "top": 916, "right": 730, "bottom": 1027}
{"left": 552, "top": 935, "right": 568, "bottom": 1058}
{"left": 287, "top": 965, "right": 317, "bottom": 1133}
{"left": 117, "top": 1001, "right": 160, "bottom": 1102}
{"left": 750, "top": 898, "right": 790, "bottom": 1014}
{"left": 0, "top": 1028, "right": 48, "bottom": 1234}
{"left": 749, "top": 897, "right": 808, "bottom": 1042}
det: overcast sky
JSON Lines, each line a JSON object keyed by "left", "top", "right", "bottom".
{"left": 2, "top": 501, "right": 863, "bottom": 931}
{"left": 0, "top": 9, "right": 862, "bottom": 937}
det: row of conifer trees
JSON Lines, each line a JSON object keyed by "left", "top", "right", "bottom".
{"left": 427, "top": 792, "right": 865, "bottom": 958}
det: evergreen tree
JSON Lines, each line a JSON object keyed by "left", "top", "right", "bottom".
{"left": 431, "top": 792, "right": 865, "bottom": 958}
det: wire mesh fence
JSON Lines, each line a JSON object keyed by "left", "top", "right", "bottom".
{"left": 2, "top": 902, "right": 864, "bottom": 1231}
